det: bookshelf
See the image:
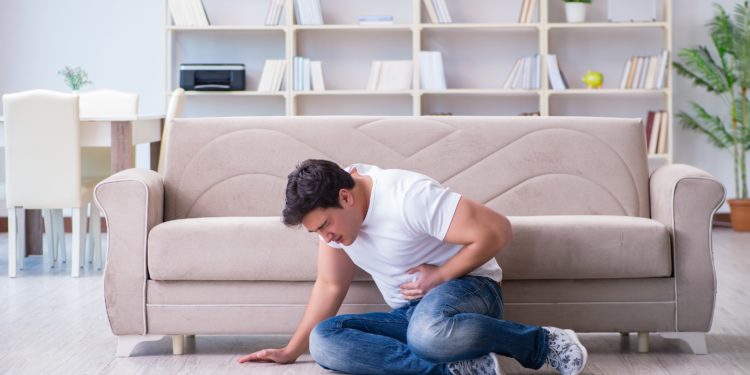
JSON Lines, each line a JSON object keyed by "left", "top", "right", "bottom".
{"left": 165, "top": 0, "right": 673, "bottom": 164}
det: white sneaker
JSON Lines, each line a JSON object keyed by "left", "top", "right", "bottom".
{"left": 446, "top": 352, "right": 502, "bottom": 375}
{"left": 543, "top": 327, "right": 588, "bottom": 375}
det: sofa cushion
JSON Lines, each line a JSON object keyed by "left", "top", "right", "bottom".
{"left": 148, "top": 215, "right": 671, "bottom": 282}
{"left": 500, "top": 216, "right": 671, "bottom": 280}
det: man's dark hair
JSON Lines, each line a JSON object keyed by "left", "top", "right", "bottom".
{"left": 282, "top": 159, "right": 355, "bottom": 227}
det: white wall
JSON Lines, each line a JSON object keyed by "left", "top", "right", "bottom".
{"left": 0, "top": 0, "right": 744, "bottom": 212}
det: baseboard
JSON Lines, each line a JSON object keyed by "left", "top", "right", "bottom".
{"left": 0, "top": 217, "right": 107, "bottom": 233}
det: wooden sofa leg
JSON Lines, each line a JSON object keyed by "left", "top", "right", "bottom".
{"left": 116, "top": 335, "right": 166, "bottom": 357}
{"left": 637, "top": 332, "right": 649, "bottom": 353}
{"left": 619, "top": 332, "right": 629, "bottom": 337}
{"left": 173, "top": 335, "right": 185, "bottom": 355}
{"left": 660, "top": 332, "right": 708, "bottom": 355}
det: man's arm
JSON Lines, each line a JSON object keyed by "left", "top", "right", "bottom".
{"left": 401, "top": 197, "right": 511, "bottom": 299}
{"left": 238, "top": 240, "right": 356, "bottom": 364}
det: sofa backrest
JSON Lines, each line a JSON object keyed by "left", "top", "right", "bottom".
{"left": 163, "top": 116, "right": 650, "bottom": 221}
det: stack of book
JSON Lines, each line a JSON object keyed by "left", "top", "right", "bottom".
{"left": 423, "top": 0, "right": 452, "bottom": 24}
{"left": 168, "top": 0, "right": 210, "bottom": 26}
{"left": 619, "top": 49, "right": 669, "bottom": 89}
{"left": 419, "top": 51, "right": 447, "bottom": 90}
{"left": 517, "top": 0, "right": 538, "bottom": 23}
{"left": 358, "top": 15, "right": 394, "bottom": 25}
{"left": 293, "top": 57, "right": 325, "bottom": 91}
{"left": 367, "top": 60, "right": 413, "bottom": 91}
{"left": 264, "top": 0, "right": 285, "bottom": 26}
{"left": 257, "top": 60, "right": 287, "bottom": 92}
{"left": 547, "top": 54, "right": 569, "bottom": 90}
{"left": 295, "top": 0, "right": 323, "bottom": 25}
{"left": 645, "top": 110, "right": 669, "bottom": 154}
{"left": 503, "top": 54, "right": 541, "bottom": 90}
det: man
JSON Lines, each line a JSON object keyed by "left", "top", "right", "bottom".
{"left": 238, "top": 159, "right": 587, "bottom": 375}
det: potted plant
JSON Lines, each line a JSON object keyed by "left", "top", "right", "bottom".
{"left": 57, "top": 65, "right": 92, "bottom": 93}
{"left": 563, "top": 0, "right": 592, "bottom": 23}
{"left": 673, "top": 2, "right": 750, "bottom": 231}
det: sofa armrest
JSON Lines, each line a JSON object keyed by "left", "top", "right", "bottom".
{"left": 94, "top": 168, "right": 164, "bottom": 335}
{"left": 650, "top": 164, "right": 725, "bottom": 332}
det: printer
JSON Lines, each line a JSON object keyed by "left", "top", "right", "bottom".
{"left": 179, "top": 63, "right": 246, "bottom": 91}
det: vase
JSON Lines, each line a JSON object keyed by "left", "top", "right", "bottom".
{"left": 728, "top": 199, "right": 750, "bottom": 232}
{"left": 565, "top": 3, "right": 587, "bottom": 23}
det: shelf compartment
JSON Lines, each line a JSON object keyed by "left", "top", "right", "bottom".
{"left": 295, "top": 95, "right": 412, "bottom": 115}
{"left": 421, "top": 0, "right": 533, "bottom": 24}
{"left": 180, "top": 91, "right": 287, "bottom": 97}
{"left": 182, "top": 95, "right": 286, "bottom": 117}
{"left": 421, "top": 89, "right": 539, "bottom": 96}
{"left": 422, "top": 28, "right": 539, "bottom": 90}
{"left": 421, "top": 94, "right": 539, "bottom": 116}
{"left": 169, "top": 30, "right": 285, "bottom": 92}
{"left": 421, "top": 23, "right": 539, "bottom": 31}
{"left": 548, "top": 27, "right": 667, "bottom": 90}
{"left": 315, "top": 0, "right": 413, "bottom": 25}
{"left": 168, "top": 26, "right": 286, "bottom": 32}
{"left": 295, "top": 29, "right": 412, "bottom": 91}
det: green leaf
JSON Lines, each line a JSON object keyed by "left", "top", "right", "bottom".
{"left": 674, "top": 47, "right": 730, "bottom": 93}
{"left": 733, "top": 2, "right": 750, "bottom": 87}
{"left": 677, "top": 103, "right": 734, "bottom": 149}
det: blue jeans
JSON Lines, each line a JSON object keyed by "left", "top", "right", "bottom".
{"left": 309, "top": 276, "right": 548, "bottom": 375}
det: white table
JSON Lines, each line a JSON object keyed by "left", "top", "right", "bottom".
{"left": 0, "top": 114, "right": 164, "bottom": 173}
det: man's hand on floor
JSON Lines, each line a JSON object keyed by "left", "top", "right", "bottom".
{"left": 237, "top": 347, "right": 298, "bottom": 364}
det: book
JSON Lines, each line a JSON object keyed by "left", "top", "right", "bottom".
{"left": 547, "top": 54, "right": 567, "bottom": 90}
{"left": 655, "top": 49, "right": 670, "bottom": 89}
{"left": 525, "top": 0, "right": 537, "bottom": 23}
{"left": 638, "top": 56, "right": 650, "bottom": 89}
{"left": 504, "top": 58, "right": 522, "bottom": 89}
{"left": 265, "top": 0, "right": 285, "bottom": 26}
{"left": 657, "top": 111, "right": 669, "bottom": 153}
{"left": 518, "top": 0, "right": 530, "bottom": 24}
{"left": 423, "top": 0, "right": 439, "bottom": 23}
{"left": 420, "top": 51, "right": 447, "bottom": 90}
{"left": 645, "top": 54, "right": 659, "bottom": 89}
{"left": 619, "top": 59, "right": 632, "bottom": 89}
{"left": 190, "top": 0, "right": 210, "bottom": 26}
{"left": 311, "top": 61, "right": 325, "bottom": 91}
{"left": 432, "top": 0, "right": 452, "bottom": 24}
{"left": 625, "top": 56, "right": 638, "bottom": 89}
{"left": 272, "top": 60, "right": 286, "bottom": 91}
{"left": 367, "top": 61, "right": 382, "bottom": 90}
{"left": 648, "top": 111, "right": 662, "bottom": 154}
{"left": 377, "top": 60, "right": 412, "bottom": 90}
{"left": 645, "top": 110, "right": 655, "bottom": 147}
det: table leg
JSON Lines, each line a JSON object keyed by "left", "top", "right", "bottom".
{"left": 24, "top": 209, "right": 43, "bottom": 256}
{"left": 111, "top": 121, "right": 133, "bottom": 173}
{"left": 150, "top": 118, "right": 164, "bottom": 172}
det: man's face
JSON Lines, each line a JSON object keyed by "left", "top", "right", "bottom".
{"left": 301, "top": 189, "right": 362, "bottom": 246}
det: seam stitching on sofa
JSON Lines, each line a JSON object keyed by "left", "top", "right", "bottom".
{"left": 481, "top": 173, "right": 628, "bottom": 215}
{"left": 171, "top": 128, "right": 336, "bottom": 219}
{"left": 441, "top": 127, "right": 638, "bottom": 215}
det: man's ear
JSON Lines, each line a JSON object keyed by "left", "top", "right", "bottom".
{"left": 339, "top": 188, "right": 354, "bottom": 207}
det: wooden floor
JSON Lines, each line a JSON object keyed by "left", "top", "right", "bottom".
{"left": 1, "top": 228, "right": 749, "bottom": 375}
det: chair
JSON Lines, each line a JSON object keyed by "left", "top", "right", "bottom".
{"left": 3, "top": 89, "right": 92, "bottom": 277}
{"left": 78, "top": 89, "right": 139, "bottom": 270}
{"left": 0, "top": 183, "right": 25, "bottom": 273}
{"left": 157, "top": 88, "right": 185, "bottom": 175}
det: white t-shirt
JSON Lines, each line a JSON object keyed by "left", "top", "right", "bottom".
{"left": 325, "top": 163, "right": 503, "bottom": 308}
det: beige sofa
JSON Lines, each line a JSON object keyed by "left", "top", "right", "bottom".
{"left": 94, "top": 116, "right": 725, "bottom": 357}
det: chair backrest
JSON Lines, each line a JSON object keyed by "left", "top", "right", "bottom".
{"left": 162, "top": 116, "right": 651, "bottom": 221}
{"left": 158, "top": 88, "right": 186, "bottom": 175}
{"left": 3, "top": 89, "right": 82, "bottom": 208}
{"left": 79, "top": 89, "right": 138, "bottom": 117}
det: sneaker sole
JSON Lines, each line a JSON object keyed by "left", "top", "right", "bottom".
{"left": 490, "top": 352, "right": 503, "bottom": 375}
{"left": 563, "top": 329, "right": 588, "bottom": 375}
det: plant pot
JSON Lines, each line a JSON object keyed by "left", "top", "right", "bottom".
{"left": 728, "top": 199, "right": 750, "bottom": 232}
{"left": 565, "top": 3, "right": 587, "bottom": 23}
